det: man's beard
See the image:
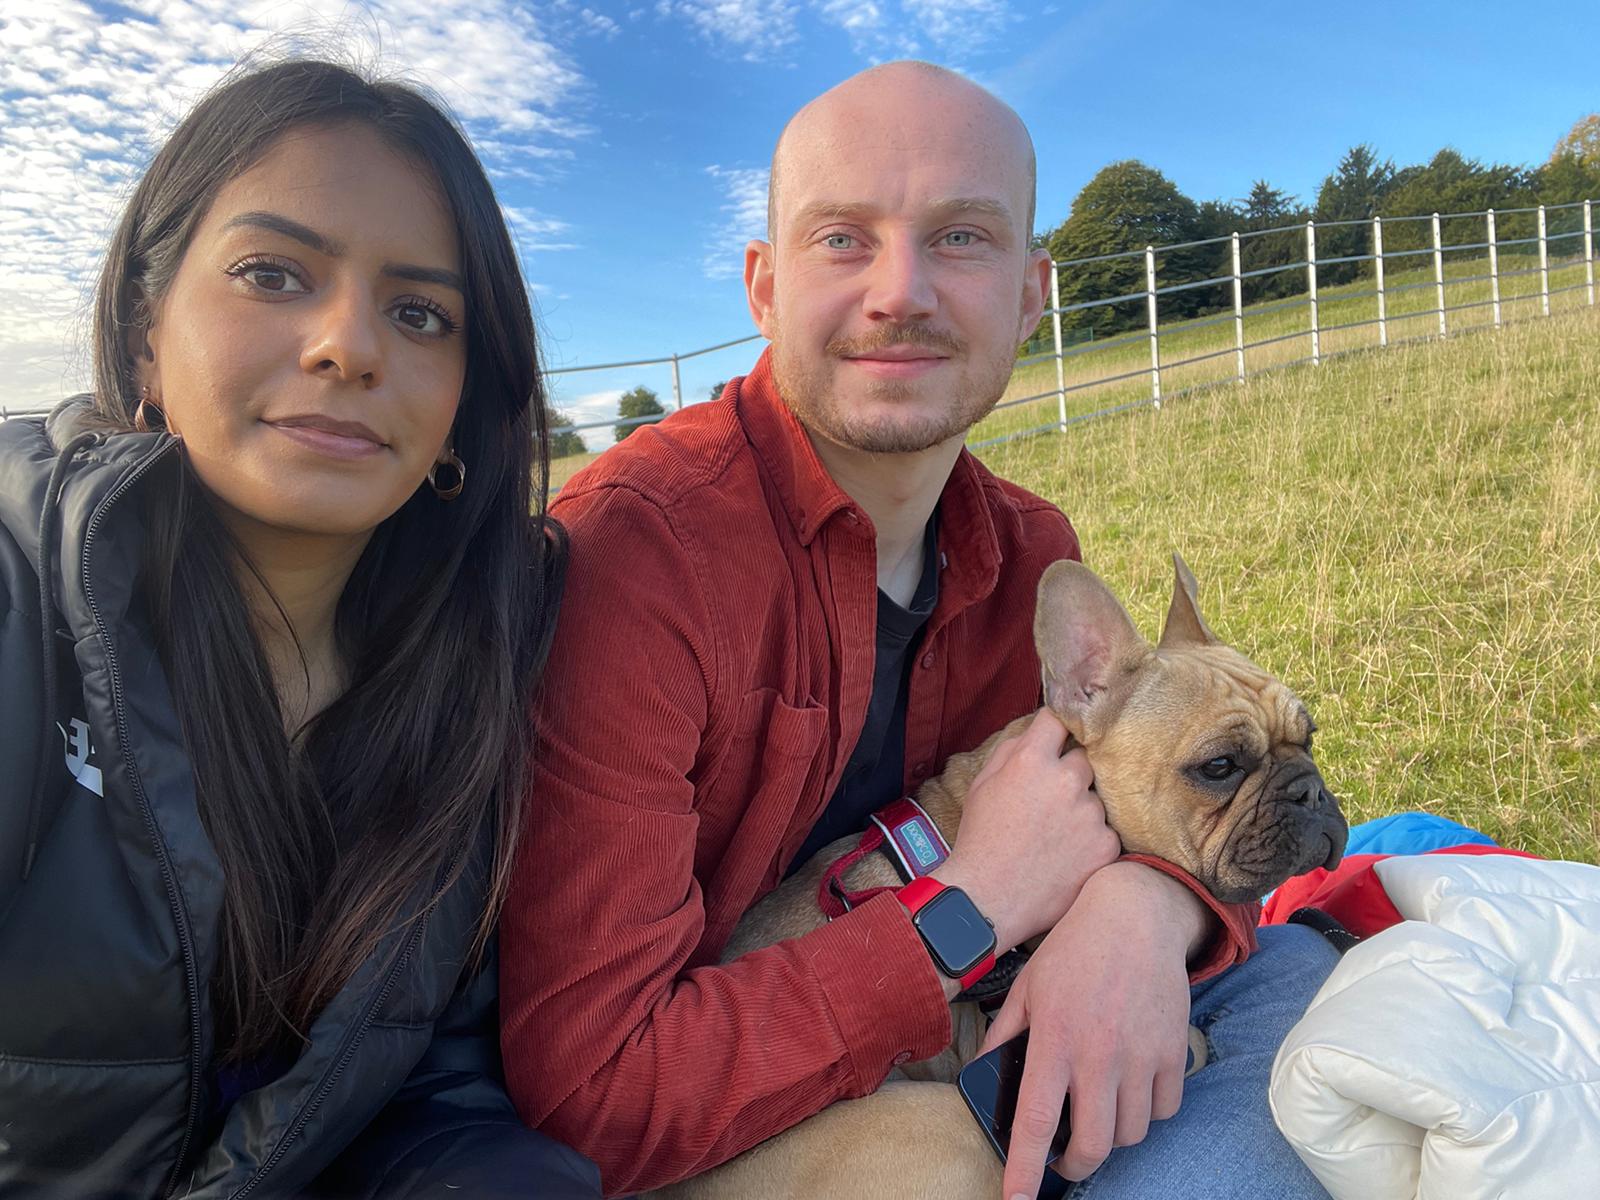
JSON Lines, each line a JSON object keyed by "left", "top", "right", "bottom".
{"left": 770, "top": 320, "right": 1017, "bottom": 454}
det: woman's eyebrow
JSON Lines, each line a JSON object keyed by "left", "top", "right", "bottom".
{"left": 383, "top": 263, "right": 465, "bottom": 293}
{"left": 221, "top": 210, "right": 464, "bottom": 292}
{"left": 223, "top": 210, "right": 342, "bottom": 255}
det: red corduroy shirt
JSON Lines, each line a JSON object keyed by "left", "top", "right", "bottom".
{"left": 499, "top": 351, "right": 1258, "bottom": 1195}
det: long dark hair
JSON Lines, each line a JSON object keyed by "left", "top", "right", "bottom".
{"left": 90, "top": 59, "right": 564, "bottom": 1062}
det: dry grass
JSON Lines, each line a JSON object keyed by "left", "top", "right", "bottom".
{"left": 979, "top": 252, "right": 1595, "bottom": 444}
{"left": 976, "top": 305, "right": 1600, "bottom": 863}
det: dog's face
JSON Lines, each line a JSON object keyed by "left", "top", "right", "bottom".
{"left": 1035, "top": 556, "right": 1347, "bottom": 903}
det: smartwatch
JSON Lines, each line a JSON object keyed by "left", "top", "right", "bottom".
{"left": 899, "top": 876, "right": 997, "bottom": 991}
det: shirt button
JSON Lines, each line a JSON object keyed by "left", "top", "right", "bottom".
{"left": 893, "top": 1051, "right": 912, "bottom": 1066}
{"left": 920, "top": 651, "right": 935, "bottom": 669}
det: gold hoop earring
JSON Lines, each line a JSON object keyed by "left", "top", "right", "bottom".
{"left": 133, "top": 386, "right": 165, "bottom": 434}
{"left": 429, "top": 450, "right": 465, "bottom": 501}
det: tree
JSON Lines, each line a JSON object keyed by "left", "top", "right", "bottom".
{"left": 546, "top": 408, "right": 586, "bottom": 458}
{"left": 1042, "top": 161, "right": 1211, "bottom": 335}
{"left": 1236, "top": 180, "right": 1307, "bottom": 304}
{"left": 1315, "top": 145, "right": 1395, "bottom": 284}
{"left": 1380, "top": 149, "right": 1537, "bottom": 252}
{"left": 1191, "top": 199, "right": 1240, "bottom": 312}
{"left": 614, "top": 385, "right": 665, "bottom": 444}
{"left": 1537, "top": 151, "right": 1600, "bottom": 207}
{"left": 1540, "top": 115, "right": 1600, "bottom": 209}
{"left": 1551, "top": 114, "right": 1600, "bottom": 166}
{"left": 708, "top": 380, "right": 726, "bottom": 401}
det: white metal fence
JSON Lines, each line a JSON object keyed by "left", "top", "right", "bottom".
{"left": 5, "top": 199, "right": 1595, "bottom": 448}
{"left": 970, "top": 197, "right": 1597, "bottom": 450}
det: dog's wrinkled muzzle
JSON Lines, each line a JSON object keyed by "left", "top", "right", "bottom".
{"left": 1287, "top": 771, "right": 1348, "bottom": 872}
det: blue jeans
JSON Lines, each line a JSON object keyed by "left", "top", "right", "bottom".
{"left": 1062, "top": 923, "right": 1338, "bottom": 1200}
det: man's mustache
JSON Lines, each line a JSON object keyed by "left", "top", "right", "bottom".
{"left": 826, "top": 324, "right": 965, "bottom": 358}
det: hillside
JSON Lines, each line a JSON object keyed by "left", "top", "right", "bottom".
{"left": 978, "top": 305, "right": 1599, "bottom": 863}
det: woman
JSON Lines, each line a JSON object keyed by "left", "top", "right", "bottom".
{"left": 0, "top": 59, "right": 599, "bottom": 1198}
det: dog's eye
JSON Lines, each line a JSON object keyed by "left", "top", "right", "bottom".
{"left": 1199, "top": 757, "right": 1238, "bottom": 781}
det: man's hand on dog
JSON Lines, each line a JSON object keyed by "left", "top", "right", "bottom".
{"left": 923, "top": 708, "right": 1120, "bottom": 964}
{"left": 980, "top": 862, "right": 1201, "bottom": 1199}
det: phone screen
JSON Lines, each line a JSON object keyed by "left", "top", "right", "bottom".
{"left": 958, "top": 1029, "right": 1201, "bottom": 1195}
{"left": 956, "top": 1031, "right": 1070, "bottom": 1167}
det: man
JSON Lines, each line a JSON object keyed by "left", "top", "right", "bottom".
{"left": 500, "top": 62, "right": 1336, "bottom": 1200}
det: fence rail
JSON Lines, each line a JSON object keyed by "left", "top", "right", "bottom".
{"left": 967, "top": 197, "right": 1597, "bottom": 450}
{"left": 5, "top": 200, "right": 1596, "bottom": 449}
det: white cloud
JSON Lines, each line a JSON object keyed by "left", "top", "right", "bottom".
{"left": 902, "top": 0, "right": 1012, "bottom": 46}
{"left": 657, "top": 0, "right": 801, "bottom": 61}
{"left": 657, "top": 0, "right": 1015, "bottom": 62}
{"left": 556, "top": 387, "right": 624, "bottom": 451}
{"left": 503, "top": 206, "right": 582, "bottom": 254}
{"left": 702, "top": 164, "right": 770, "bottom": 279}
{"left": 0, "top": 0, "right": 589, "bottom": 409}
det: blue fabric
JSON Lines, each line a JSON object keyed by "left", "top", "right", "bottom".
{"left": 1062, "top": 923, "right": 1341, "bottom": 1199}
{"left": 1342, "top": 812, "right": 1496, "bottom": 857}
{"left": 1262, "top": 812, "right": 1498, "bottom": 904}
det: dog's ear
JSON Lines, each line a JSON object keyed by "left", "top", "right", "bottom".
{"left": 1158, "top": 553, "right": 1219, "bottom": 649}
{"left": 1034, "top": 560, "right": 1148, "bottom": 742}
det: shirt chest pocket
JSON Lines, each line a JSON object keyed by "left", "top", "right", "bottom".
{"left": 696, "top": 688, "right": 829, "bottom": 941}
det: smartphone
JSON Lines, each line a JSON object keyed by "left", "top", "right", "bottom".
{"left": 956, "top": 1031, "right": 1070, "bottom": 1169}
{"left": 957, "top": 1031, "right": 1202, "bottom": 1190}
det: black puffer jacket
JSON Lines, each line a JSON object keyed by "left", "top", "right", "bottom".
{"left": 0, "top": 403, "right": 600, "bottom": 1199}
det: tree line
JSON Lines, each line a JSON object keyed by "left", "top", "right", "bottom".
{"left": 1037, "top": 113, "right": 1600, "bottom": 340}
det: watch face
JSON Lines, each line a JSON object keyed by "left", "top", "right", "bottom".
{"left": 913, "top": 888, "right": 996, "bottom": 977}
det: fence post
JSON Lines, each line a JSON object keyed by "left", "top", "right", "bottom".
{"left": 1145, "top": 245, "right": 1161, "bottom": 410}
{"left": 1374, "top": 216, "right": 1387, "bottom": 348}
{"left": 670, "top": 353, "right": 683, "bottom": 410}
{"left": 1050, "top": 261, "right": 1067, "bottom": 431}
{"left": 1306, "top": 221, "right": 1320, "bottom": 365}
{"left": 1537, "top": 205, "right": 1550, "bottom": 318}
{"left": 1230, "top": 231, "right": 1245, "bottom": 381}
{"left": 1586, "top": 199, "right": 1595, "bottom": 307}
{"left": 1487, "top": 209, "right": 1502, "bottom": 329}
{"left": 1431, "top": 212, "right": 1447, "bottom": 337}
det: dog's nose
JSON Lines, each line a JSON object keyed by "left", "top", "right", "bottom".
{"left": 1289, "top": 774, "right": 1324, "bottom": 806}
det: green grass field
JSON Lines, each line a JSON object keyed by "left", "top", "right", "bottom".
{"left": 977, "top": 249, "right": 1596, "bottom": 444}
{"left": 977, "top": 304, "right": 1599, "bottom": 864}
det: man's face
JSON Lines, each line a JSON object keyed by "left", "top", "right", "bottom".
{"left": 746, "top": 70, "right": 1050, "bottom": 455}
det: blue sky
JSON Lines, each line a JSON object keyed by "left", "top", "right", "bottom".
{"left": 2, "top": 0, "right": 1595, "bottom": 446}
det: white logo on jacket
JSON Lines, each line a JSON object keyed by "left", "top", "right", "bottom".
{"left": 57, "top": 717, "right": 103, "bottom": 797}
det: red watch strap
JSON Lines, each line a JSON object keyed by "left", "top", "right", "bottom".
{"left": 958, "top": 950, "right": 997, "bottom": 992}
{"left": 898, "top": 877, "right": 998, "bottom": 991}
{"left": 897, "top": 875, "right": 946, "bottom": 915}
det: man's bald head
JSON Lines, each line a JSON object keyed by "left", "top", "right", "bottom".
{"left": 766, "top": 61, "right": 1037, "bottom": 244}
{"left": 745, "top": 59, "right": 1052, "bottom": 458}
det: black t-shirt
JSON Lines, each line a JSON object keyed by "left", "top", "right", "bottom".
{"left": 786, "top": 514, "right": 939, "bottom": 877}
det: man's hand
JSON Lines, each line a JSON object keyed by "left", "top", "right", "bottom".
{"left": 977, "top": 863, "right": 1203, "bottom": 1199}
{"left": 927, "top": 709, "right": 1120, "bottom": 958}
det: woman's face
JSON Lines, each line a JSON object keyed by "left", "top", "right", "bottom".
{"left": 142, "top": 121, "right": 468, "bottom": 539}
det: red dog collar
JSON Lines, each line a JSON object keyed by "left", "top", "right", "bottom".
{"left": 870, "top": 797, "right": 951, "bottom": 879}
{"left": 817, "top": 798, "right": 953, "bottom": 920}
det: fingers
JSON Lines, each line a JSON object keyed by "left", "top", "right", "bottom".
{"left": 1018, "top": 705, "right": 1071, "bottom": 756}
{"left": 1151, "top": 1058, "right": 1185, "bottom": 1123}
{"left": 978, "top": 990, "right": 1029, "bottom": 1056}
{"left": 1059, "top": 1066, "right": 1117, "bottom": 1182}
{"left": 1000, "top": 1037, "right": 1074, "bottom": 1200}
{"left": 1112, "top": 1077, "right": 1153, "bottom": 1149}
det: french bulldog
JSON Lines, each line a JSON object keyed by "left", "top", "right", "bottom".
{"left": 653, "top": 555, "right": 1348, "bottom": 1200}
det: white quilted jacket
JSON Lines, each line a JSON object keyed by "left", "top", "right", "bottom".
{"left": 1269, "top": 854, "right": 1600, "bottom": 1199}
